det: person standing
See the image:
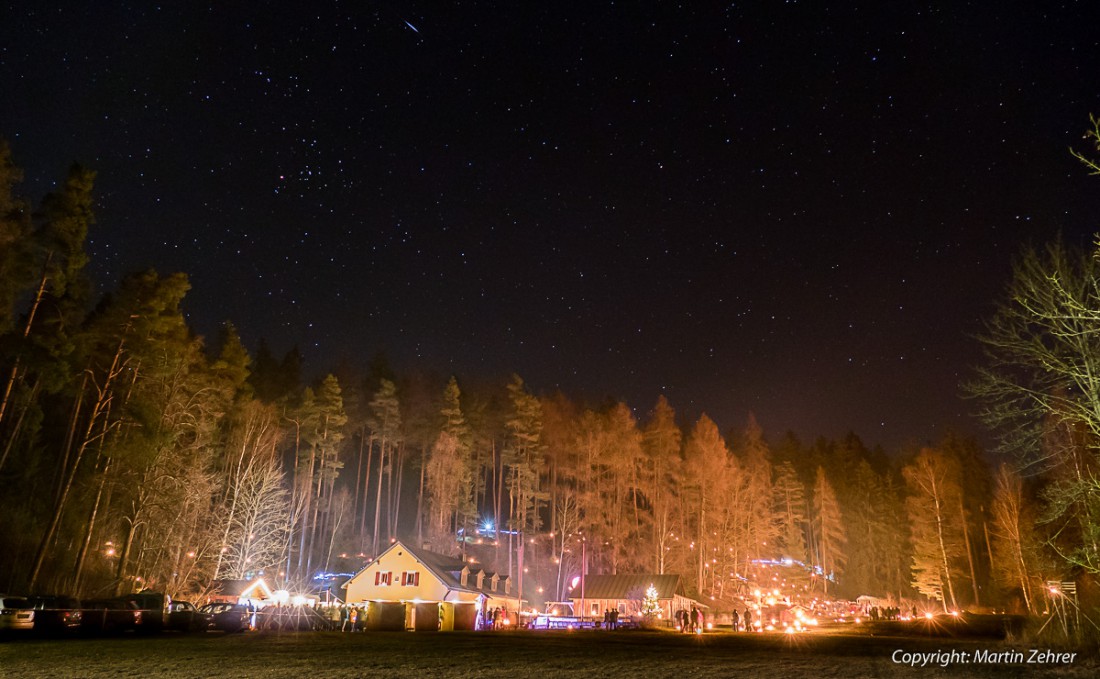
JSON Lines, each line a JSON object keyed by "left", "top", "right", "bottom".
{"left": 730, "top": 608, "right": 739, "bottom": 632}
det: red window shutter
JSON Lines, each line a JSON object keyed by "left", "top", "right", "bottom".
{"left": 385, "top": 572, "right": 392, "bottom": 586}
{"left": 375, "top": 571, "right": 380, "bottom": 586}
{"left": 401, "top": 572, "right": 408, "bottom": 586}
{"left": 414, "top": 572, "right": 420, "bottom": 586}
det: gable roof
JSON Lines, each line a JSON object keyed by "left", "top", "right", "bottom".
{"left": 351, "top": 540, "right": 518, "bottom": 601}
{"left": 573, "top": 574, "right": 685, "bottom": 600}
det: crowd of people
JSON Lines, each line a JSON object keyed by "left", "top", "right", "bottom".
{"left": 479, "top": 606, "right": 516, "bottom": 630}
{"left": 675, "top": 606, "right": 705, "bottom": 633}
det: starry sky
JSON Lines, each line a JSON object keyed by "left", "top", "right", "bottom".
{"left": 3, "top": 1, "right": 1099, "bottom": 450}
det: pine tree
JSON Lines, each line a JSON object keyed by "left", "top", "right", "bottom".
{"left": 368, "top": 378, "right": 401, "bottom": 554}
{"left": 683, "top": 414, "right": 728, "bottom": 597}
{"left": 424, "top": 376, "right": 475, "bottom": 551}
{"left": 773, "top": 461, "right": 808, "bottom": 564}
{"left": 739, "top": 414, "right": 778, "bottom": 563}
{"left": 502, "top": 374, "right": 545, "bottom": 579}
{"left": 812, "top": 466, "right": 846, "bottom": 595}
{"left": 642, "top": 396, "right": 682, "bottom": 574}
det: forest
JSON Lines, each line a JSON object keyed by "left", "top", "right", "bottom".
{"left": 0, "top": 135, "right": 1098, "bottom": 630}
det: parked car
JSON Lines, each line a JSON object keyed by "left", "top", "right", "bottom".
{"left": 167, "top": 600, "right": 209, "bottom": 632}
{"left": 80, "top": 598, "right": 142, "bottom": 635}
{"left": 27, "top": 595, "right": 82, "bottom": 636}
{"left": 0, "top": 594, "right": 35, "bottom": 633}
{"left": 199, "top": 603, "right": 253, "bottom": 633}
{"left": 118, "top": 591, "right": 168, "bottom": 633}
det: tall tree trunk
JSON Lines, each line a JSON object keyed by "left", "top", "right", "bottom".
{"left": 391, "top": 445, "right": 405, "bottom": 539}
{"left": 416, "top": 447, "right": 426, "bottom": 546}
{"left": 28, "top": 337, "right": 127, "bottom": 591}
{"left": 114, "top": 509, "right": 142, "bottom": 596}
{"left": 372, "top": 438, "right": 386, "bottom": 554}
{"left": 73, "top": 454, "right": 111, "bottom": 594}
{"left": 960, "top": 497, "right": 980, "bottom": 606}
{"left": 296, "top": 446, "right": 317, "bottom": 578}
{"left": 493, "top": 440, "right": 502, "bottom": 566}
{"left": 0, "top": 256, "right": 51, "bottom": 437}
{"left": 55, "top": 373, "right": 88, "bottom": 503}
{"left": 932, "top": 483, "right": 958, "bottom": 611}
{"left": 359, "top": 434, "right": 374, "bottom": 552}
{"left": 0, "top": 376, "right": 40, "bottom": 471}
{"left": 352, "top": 428, "right": 365, "bottom": 528}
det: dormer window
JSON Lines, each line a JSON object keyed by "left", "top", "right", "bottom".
{"left": 460, "top": 566, "right": 470, "bottom": 587}
{"left": 476, "top": 570, "right": 485, "bottom": 589}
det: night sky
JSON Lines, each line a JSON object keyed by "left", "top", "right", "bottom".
{"left": 3, "top": 2, "right": 1099, "bottom": 450}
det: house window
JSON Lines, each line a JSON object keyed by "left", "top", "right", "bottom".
{"left": 401, "top": 571, "right": 420, "bottom": 587}
{"left": 375, "top": 571, "right": 393, "bottom": 586}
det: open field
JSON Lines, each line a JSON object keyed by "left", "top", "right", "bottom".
{"left": 1, "top": 628, "right": 1095, "bottom": 679}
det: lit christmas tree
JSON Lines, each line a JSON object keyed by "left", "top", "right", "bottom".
{"left": 642, "top": 584, "right": 660, "bottom": 620}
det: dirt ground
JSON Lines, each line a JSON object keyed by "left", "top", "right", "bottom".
{"left": 1, "top": 627, "right": 1095, "bottom": 679}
